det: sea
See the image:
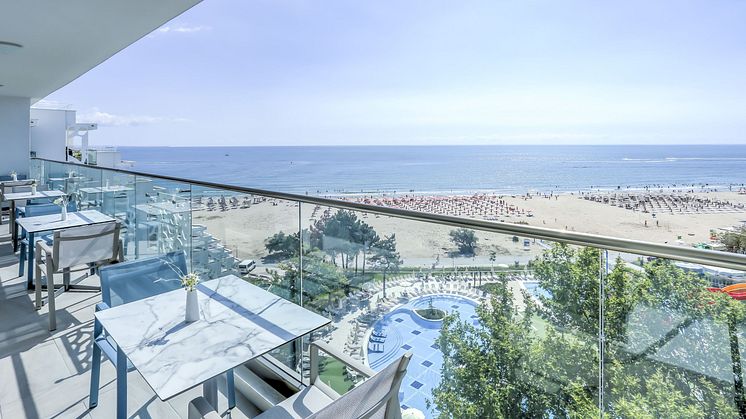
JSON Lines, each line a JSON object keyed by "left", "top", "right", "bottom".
{"left": 120, "top": 144, "right": 746, "bottom": 197}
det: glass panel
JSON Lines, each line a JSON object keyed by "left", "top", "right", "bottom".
{"left": 189, "top": 185, "right": 302, "bottom": 370}
{"left": 128, "top": 174, "right": 192, "bottom": 260}
{"left": 28, "top": 159, "right": 43, "bottom": 182}
{"left": 602, "top": 251, "right": 746, "bottom": 417}
{"left": 298, "top": 202, "right": 600, "bottom": 417}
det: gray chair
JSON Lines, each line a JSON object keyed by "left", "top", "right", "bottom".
{"left": 34, "top": 221, "right": 122, "bottom": 330}
{"left": 188, "top": 341, "right": 411, "bottom": 419}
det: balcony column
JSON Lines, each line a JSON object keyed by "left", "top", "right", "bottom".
{"left": 0, "top": 95, "right": 31, "bottom": 177}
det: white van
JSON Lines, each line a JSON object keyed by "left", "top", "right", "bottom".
{"left": 238, "top": 259, "right": 256, "bottom": 275}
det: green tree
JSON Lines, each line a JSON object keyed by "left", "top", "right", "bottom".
{"left": 353, "top": 221, "right": 380, "bottom": 275}
{"left": 720, "top": 227, "right": 746, "bottom": 254}
{"left": 309, "top": 210, "right": 384, "bottom": 276}
{"left": 264, "top": 231, "right": 300, "bottom": 260}
{"left": 271, "top": 250, "right": 349, "bottom": 312}
{"left": 370, "top": 234, "right": 402, "bottom": 299}
{"left": 449, "top": 228, "right": 478, "bottom": 256}
{"left": 433, "top": 279, "right": 598, "bottom": 417}
{"left": 433, "top": 243, "right": 745, "bottom": 418}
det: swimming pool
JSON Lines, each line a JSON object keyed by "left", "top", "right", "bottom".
{"left": 367, "top": 295, "right": 479, "bottom": 418}
{"left": 522, "top": 280, "right": 551, "bottom": 300}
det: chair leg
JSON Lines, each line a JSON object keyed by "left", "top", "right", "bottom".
{"left": 89, "top": 341, "right": 102, "bottom": 408}
{"left": 227, "top": 369, "right": 236, "bottom": 410}
{"left": 34, "top": 247, "right": 43, "bottom": 310}
{"left": 116, "top": 347, "right": 127, "bottom": 419}
{"left": 47, "top": 257, "right": 56, "bottom": 331}
{"left": 63, "top": 268, "right": 70, "bottom": 291}
{"left": 18, "top": 241, "right": 25, "bottom": 277}
{"left": 27, "top": 232, "right": 35, "bottom": 289}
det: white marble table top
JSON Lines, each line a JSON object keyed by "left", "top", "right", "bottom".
{"left": 96, "top": 275, "right": 330, "bottom": 401}
{"left": 79, "top": 185, "right": 134, "bottom": 194}
{"left": 3, "top": 189, "right": 65, "bottom": 201}
{"left": 48, "top": 176, "right": 86, "bottom": 181}
{"left": 0, "top": 179, "right": 36, "bottom": 187}
{"left": 135, "top": 201, "right": 192, "bottom": 215}
{"left": 16, "top": 210, "right": 115, "bottom": 234}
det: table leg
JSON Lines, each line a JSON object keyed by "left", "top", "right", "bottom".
{"left": 11, "top": 200, "right": 17, "bottom": 250}
{"left": 27, "top": 231, "right": 34, "bottom": 290}
{"left": 203, "top": 377, "right": 218, "bottom": 410}
{"left": 117, "top": 347, "right": 128, "bottom": 419}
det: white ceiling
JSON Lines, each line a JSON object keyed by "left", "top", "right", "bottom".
{"left": 0, "top": 0, "right": 202, "bottom": 101}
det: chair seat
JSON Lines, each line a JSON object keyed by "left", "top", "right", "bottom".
{"left": 255, "top": 385, "right": 334, "bottom": 419}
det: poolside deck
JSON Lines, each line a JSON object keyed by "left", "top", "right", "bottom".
{"left": 0, "top": 227, "right": 258, "bottom": 419}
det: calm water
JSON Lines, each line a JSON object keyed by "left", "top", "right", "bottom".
{"left": 120, "top": 145, "right": 746, "bottom": 196}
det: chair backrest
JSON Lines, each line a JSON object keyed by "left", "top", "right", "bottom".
{"left": 53, "top": 222, "right": 120, "bottom": 270}
{"left": 24, "top": 201, "right": 77, "bottom": 217}
{"left": 99, "top": 251, "right": 187, "bottom": 307}
{"left": 310, "top": 353, "right": 412, "bottom": 419}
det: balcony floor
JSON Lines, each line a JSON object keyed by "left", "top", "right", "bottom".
{"left": 0, "top": 227, "right": 258, "bottom": 419}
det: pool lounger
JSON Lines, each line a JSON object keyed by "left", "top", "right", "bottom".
{"left": 368, "top": 342, "right": 384, "bottom": 353}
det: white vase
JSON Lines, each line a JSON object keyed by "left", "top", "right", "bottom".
{"left": 60, "top": 206, "right": 67, "bottom": 221}
{"left": 31, "top": 185, "right": 37, "bottom": 194}
{"left": 185, "top": 290, "right": 199, "bottom": 322}
{"left": 11, "top": 174, "right": 17, "bottom": 181}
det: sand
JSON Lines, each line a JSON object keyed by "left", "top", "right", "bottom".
{"left": 191, "top": 191, "right": 746, "bottom": 268}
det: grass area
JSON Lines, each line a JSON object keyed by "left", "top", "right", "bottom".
{"left": 317, "top": 357, "right": 356, "bottom": 394}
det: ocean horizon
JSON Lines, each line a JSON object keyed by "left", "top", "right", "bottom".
{"left": 120, "top": 144, "right": 746, "bottom": 196}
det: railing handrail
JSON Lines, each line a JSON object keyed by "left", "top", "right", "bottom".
{"left": 31, "top": 157, "right": 746, "bottom": 271}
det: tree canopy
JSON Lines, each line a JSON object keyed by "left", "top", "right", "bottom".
{"left": 432, "top": 244, "right": 744, "bottom": 418}
{"left": 449, "top": 228, "right": 478, "bottom": 256}
{"left": 720, "top": 227, "right": 746, "bottom": 254}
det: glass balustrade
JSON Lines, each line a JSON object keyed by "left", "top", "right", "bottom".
{"left": 26, "top": 158, "right": 746, "bottom": 418}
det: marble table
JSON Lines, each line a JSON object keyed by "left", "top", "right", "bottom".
{"left": 16, "top": 210, "right": 114, "bottom": 289}
{"left": 95, "top": 275, "right": 330, "bottom": 419}
{"left": 0, "top": 179, "right": 36, "bottom": 225}
{"left": 3, "top": 189, "right": 66, "bottom": 247}
{"left": 79, "top": 185, "right": 134, "bottom": 194}
{"left": 135, "top": 201, "right": 193, "bottom": 215}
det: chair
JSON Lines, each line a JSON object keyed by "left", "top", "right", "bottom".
{"left": 35, "top": 221, "right": 121, "bottom": 330}
{"left": 17, "top": 201, "right": 77, "bottom": 278}
{"left": 89, "top": 251, "right": 236, "bottom": 415}
{"left": 188, "top": 341, "right": 411, "bottom": 419}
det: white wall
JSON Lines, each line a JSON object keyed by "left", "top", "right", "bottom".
{"left": 30, "top": 108, "right": 73, "bottom": 162}
{"left": 0, "top": 96, "right": 31, "bottom": 177}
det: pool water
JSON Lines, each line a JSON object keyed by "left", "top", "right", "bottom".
{"left": 523, "top": 281, "right": 551, "bottom": 300}
{"left": 367, "top": 295, "right": 479, "bottom": 418}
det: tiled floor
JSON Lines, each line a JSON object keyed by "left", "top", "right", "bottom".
{"left": 0, "top": 227, "right": 258, "bottom": 419}
{"left": 366, "top": 295, "right": 479, "bottom": 417}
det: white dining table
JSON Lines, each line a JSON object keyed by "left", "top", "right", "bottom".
{"left": 96, "top": 275, "right": 330, "bottom": 419}
{"left": 134, "top": 201, "right": 193, "bottom": 215}
{"left": 16, "top": 209, "right": 114, "bottom": 289}
{"left": 0, "top": 179, "right": 36, "bottom": 225}
{"left": 2, "top": 189, "right": 66, "bottom": 248}
{"left": 79, "top": 185, "right": 134, "bottom": 194}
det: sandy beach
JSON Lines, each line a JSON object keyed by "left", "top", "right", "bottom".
{"left": 191, "top": 190, "right": 746, "bottom": 268}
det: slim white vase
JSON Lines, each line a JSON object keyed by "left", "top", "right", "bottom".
{"left": 31, "top": 185, "right": 37, "bottom": 194}
{"left": 60, "top": 206, "right": 67, "bottom": 221}
{"left": 185, "top": 290, "right": 199, "bottom": 322}
{"left": 11, "top": 174, "right": 17, "bottom": 181}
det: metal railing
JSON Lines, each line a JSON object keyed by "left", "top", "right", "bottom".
{"left": 30, "top": 157, "right": 746, "bottom": 270}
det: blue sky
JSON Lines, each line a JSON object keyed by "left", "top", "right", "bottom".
{"left": 41, "top": 0, "right": 746, "bottom": 146}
